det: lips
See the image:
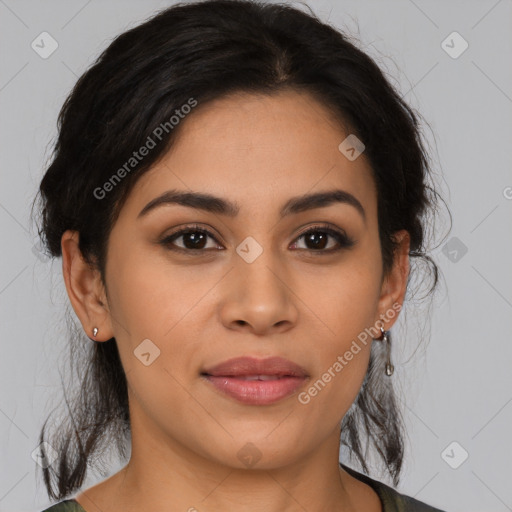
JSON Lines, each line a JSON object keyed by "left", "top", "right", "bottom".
{"left": 201, "top": 356, "right": 309, "bottom": 405}
{"left": 201, "top": 356, "right": 308, "bottom": 378}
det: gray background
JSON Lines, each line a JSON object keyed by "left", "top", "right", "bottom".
{"left": 1, "top": 1, "right": 511, "bottom": 511}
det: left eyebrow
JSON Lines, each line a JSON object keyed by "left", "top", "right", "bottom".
{"left": 137, "top": 188, "right": 366, "bottom": 223}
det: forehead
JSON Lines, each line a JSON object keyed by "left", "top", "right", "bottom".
{"left": 122, "top": 89, "right": 377, "bottom": 222}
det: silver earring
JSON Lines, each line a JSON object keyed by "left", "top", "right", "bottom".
{"left": 379, "top": 327, "right": 394, "bottom": 376}
{"left": 92, "top": 327, "right": 98, "bottom": 338}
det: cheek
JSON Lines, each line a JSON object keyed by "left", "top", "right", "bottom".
{"left": 299, "top": 327, "right": 373, "bottom": 423}
{"left": 308, "top": 259, "right": 382, "bottom": 334}
{"left": 105, "top": 253, "right": 203, "bottom": 418}
{"left": 105, "top": 246, "right": 220, "bottom": 388}
{"left": 297, "top": 264, "right": 381, "bottom": 414}
{"left": 106, "top": 247, "right": 196, "bottom": 336}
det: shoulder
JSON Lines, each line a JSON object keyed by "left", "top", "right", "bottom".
{"left": 340, "top": 463, "right": 447, "bottom": 512}
{"left": 40, "top": 499, "right": 86, "bottom": 512}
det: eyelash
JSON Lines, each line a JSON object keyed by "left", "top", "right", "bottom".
{"left": 160, "top": 223, "right": 355, "bottom": 255}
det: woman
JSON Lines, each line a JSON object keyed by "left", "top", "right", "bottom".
{"left": 34, "top": 0, "right": 448, "bottom": 510}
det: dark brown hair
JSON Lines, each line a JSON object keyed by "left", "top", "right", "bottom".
{"left": 32, "top": 0, "right": 449, "bottom": 501}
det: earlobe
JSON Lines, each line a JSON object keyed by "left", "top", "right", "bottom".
{"left": 61, "top": 230, "right": 114, "bottom": 341}
{"left": 376, "top": 229, "right": 410, "bottom": 329}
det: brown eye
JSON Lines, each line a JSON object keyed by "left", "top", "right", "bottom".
{"left": 291, "top": 225, "right": 355, "bottom": 254}
{"left": 161, "top": 225, "right": 221, "bottom": 253}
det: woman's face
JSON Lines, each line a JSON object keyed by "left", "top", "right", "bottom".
{"left": 69, "top": 89, "right": 408, "bottom": 471}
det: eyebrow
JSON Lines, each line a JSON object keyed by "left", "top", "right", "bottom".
{"left": 137, "top": 188, "right": 366, "bottom": 222}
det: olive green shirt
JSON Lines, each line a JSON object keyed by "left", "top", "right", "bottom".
{"left": 40, "top": 463, "right": 446, "bottom": 512}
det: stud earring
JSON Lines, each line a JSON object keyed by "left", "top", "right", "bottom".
{"left": 379, "top": 327, "right": 394, "bottom": 376}
{"left": 92, "top": 327, "right": 98, "bottom": 338}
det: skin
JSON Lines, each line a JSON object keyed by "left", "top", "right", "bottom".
{"left": 62, "top": 89, "right": 410, "bottom": 512}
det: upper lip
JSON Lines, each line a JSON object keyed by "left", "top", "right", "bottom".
{"left": 201, "top": 356, "right": 308, "bottom": 378}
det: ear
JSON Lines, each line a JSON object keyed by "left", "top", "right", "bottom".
{"left": 61, "top": 230, "right": 114, "bottom": 341}
{"left": 375, "top": 229, "right": 410, "bottom": 330}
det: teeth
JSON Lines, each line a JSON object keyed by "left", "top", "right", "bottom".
{"left": 238, "top": 375, "right": 283, "bottom": 381}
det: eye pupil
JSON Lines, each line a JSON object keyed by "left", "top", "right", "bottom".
{"left": 184, "top": 232, "right": 207, "bottom": 249}
{"left": 306, "top": 232, "right": 328, "bottom": 250}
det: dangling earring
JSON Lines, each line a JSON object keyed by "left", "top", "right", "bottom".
{"left": 92, "top": 327, "right": 98, "bottom": 338}
{"left": 379, "top": 327, "right": 394, "bottom": 376}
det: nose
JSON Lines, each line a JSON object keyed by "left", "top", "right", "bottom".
{"left": 219, "top": 251, "right": 299, "bottom": 336}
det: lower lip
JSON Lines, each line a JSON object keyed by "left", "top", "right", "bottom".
{"left": 203, "top": 375, "right": 307, "bottom": 405}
